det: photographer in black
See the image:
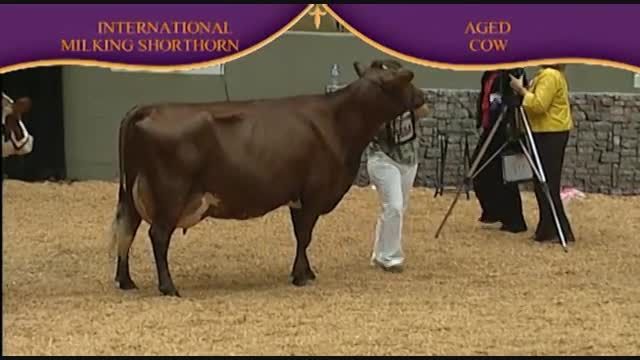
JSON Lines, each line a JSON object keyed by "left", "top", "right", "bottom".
{"left": 471, "top": 68, "right": 528, "bottom": 233}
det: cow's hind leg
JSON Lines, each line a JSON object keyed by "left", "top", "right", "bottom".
{"left": 289, "top": 208, "right": 319, "bottom": 286}
{"left": 148, "top": 224, "right": 180, "bottom": 297}
{"left": 110, "top": 198, "right": 141, "bottom": 290}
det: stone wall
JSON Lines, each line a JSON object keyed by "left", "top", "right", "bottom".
{"left": 355, "top": 89, "right": 640, "bottom": 195}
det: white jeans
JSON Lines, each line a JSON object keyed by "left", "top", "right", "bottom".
{"left": 367, "top": 151, "right": 418, "bottom": 267}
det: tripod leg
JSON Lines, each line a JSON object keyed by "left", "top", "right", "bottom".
{"left": 434, "top": 111, "right": 506, "bottom": 239}
{"left": 540, "top": 183, "right": 568, "bottom": 251}
{"left": 518, "top": 139, "right": 544, "bottom": 184}
{"left": 518, "top": 118, "right": 569, "bottom": 252}
{"left": 522, "top": 149, "right": 569, "bottom": 251}
{"left": 519, "top": 107, "right": 547, "bottom": 183}
{"left": 434, "top": 178, "right": 466, "bottom": 239}
{"left": 441, "top": 135, "right": 448, "bottom": 195}
{"left": 435, "top": 134, "right": 445, "bottom": 197}
{"left": 467, "top": 109, "right": 506, "bottom": 177}
{"left": 464, "top": 134, "right": 471, "bottom": 200}
{"left": 471, "top": 142, "right": 509, "bottom": 179}
{"left": 433, "top": 145, "right": 440, "bottom": 198}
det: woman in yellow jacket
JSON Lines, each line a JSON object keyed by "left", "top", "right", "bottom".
{"left": 510, "top": 64, "right": 576, "bottom": 243}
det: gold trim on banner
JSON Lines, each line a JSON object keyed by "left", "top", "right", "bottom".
{"left": 322, "top": 4, "right": 640, "bottom": 73}
{"left": 0, "top": 4, "right": 315, "bottom": 74}
{"left": 308, "top": 4, "right": 328, "bottom": 30}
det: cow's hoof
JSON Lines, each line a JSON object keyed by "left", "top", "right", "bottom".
{"left": 306, "top": 269, "right": 316, "bottom": 281}
{"left": 290, "top": 274, "right": 314, "bottom": 287}
{"left": 291, "top": 277, "right": 310, "bottom": 287}
{"left": 160, "top": 287, "right": 181, "bottom": 297}
{"left": 115, "top": 279, "right": 138, "bottom": 291}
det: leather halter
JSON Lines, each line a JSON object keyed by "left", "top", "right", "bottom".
{"left": 2, "top": 93, "right": 30, "bottom": 151}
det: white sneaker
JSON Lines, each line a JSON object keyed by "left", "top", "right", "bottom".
{"left": 371, "top": 258, "right": 404, "bottom": 273}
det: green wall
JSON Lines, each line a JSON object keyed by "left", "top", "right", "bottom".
{"left": 62, "top": 32, "right": 639, "bottom": 180}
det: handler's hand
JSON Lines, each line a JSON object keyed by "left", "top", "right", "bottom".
{"left": 509, "top": 74, "right": 525, "bottom": 95}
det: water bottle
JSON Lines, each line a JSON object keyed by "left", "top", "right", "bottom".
{"left": 330, "top": 64, "right": 340, "bottom": 86}
{"left": 326, "top": 64, "right": 341, "bottom": 94}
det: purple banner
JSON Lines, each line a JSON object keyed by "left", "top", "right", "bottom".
{"left": 327, "top": 4, "right": 640, "bottom": 70}
{"left": 0, "top": 4, "right": 639, "bottom": 72}
{"left": 0, "top": 4, "right": 310, "bottom": 71}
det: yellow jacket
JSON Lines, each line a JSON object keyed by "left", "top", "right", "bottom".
{"left": 522, "top": 67, "right": 573, "bottom": 132}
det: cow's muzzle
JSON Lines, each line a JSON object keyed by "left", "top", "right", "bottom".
{"left": 413, "top": 104, "right": 430, "bottom": 119}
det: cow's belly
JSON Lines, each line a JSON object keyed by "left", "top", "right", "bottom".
{"left": 132, "top": 175, "right": 221, "bottom": 229}
{"left": 200, "top": 169, "right": 301, "bottom": 219}
{"left": 203, "top": 194, "right": 290, "bottom": 220}
{"left": 132, "top": 174, "right": 289, "bottom": 227}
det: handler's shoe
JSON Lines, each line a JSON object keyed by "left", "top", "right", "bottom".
{"left": 479, "top": 213, "right": 501, "bottom": 224}
{"left": 500, "top": 222, "right": 528, "bottom": 233}
{"left": 371, "top": 258, "right": 404, "bottom": 273}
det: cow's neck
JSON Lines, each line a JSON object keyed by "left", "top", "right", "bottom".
{"left": 330, "top": 82, "right": 403, "bottom": 158}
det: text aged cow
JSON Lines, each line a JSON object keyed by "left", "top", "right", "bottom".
{"left": 2, "top": 93, "right": 34, "bottom": 158}
{"left": 108, "top": 59, "right": 429, "bottom": 297}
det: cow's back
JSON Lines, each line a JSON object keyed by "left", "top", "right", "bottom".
{"left": 130, "top": 95, "right": 340, "bottom": 219}
{"left": 199, "top": 96, "right": 340, "bottom": 218}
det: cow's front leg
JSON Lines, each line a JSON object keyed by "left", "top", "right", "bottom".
{"left": 289, "top": 208, "right": 319, "bottom": 286}
{"left": 148, "top": 224, "right": 180, "bottom": 297}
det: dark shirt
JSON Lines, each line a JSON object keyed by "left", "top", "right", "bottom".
{"left": 367, "top": 111, "right": 418, "bottom": 165}
{"left": 476, "top": 70, "right": 529, "bottom": 130}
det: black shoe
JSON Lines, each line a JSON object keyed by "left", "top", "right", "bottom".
{"left": 479, "top": 214, "right": 501, "bottom": 224}
{"left": 500, "top": 222, "right": 528, "bottom": 233}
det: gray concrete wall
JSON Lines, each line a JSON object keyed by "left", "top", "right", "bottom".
{"left": 62, "top": 32, "right": 640, "bottom": 186}
{"left": 353, "top": 90, "right": 640, "bottom": 195}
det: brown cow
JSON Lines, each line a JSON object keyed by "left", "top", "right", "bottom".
{"left": 108, "top": 59, "right": 428, "bottom": 297}
{"left": 2, "top": 93, "right": 34, "bottom": 158}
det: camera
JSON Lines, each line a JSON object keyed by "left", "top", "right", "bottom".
{"left": 499, "top": 68, "right": 527, "bottom": 107}
{"left": 507, "top": 67, "right": 525, "bottom": 79}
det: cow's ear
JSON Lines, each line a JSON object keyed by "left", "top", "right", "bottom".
{"left": 353, "top": 61, "right": 365, "bottom": 78}
{"left": 371, "top": 61, "right": 391, "bottom": 71}
{"left": 396, "top": 69, "right": 414, "bottom": 83}
{"left": 13, "top": 97, "right": 32, "bottom": 114}
{"left": 382, "top": 69, "right": 414, "bottom": 89}
{"left": 373, "top": 59, "right": 402, "bottom": 70}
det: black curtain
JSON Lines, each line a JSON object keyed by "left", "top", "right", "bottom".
{"left": 1, "top": 66, "right": 66, "bottom": 181}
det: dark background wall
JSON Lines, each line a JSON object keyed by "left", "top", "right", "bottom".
{"left": 2, "top": 67, "right": 66, "bottom": 181}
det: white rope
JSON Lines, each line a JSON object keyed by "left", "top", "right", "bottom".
{"left": 11, "top": 120, "right": 30, "bottom": 148}
{"left": 2, "top": 92, "right": 14, "bottom": 105}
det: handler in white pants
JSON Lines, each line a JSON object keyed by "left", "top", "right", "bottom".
{"left": 366, "top": 110, "right": 419, "bottom": 272}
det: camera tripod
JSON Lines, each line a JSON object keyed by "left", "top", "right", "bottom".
{"left": 433, "top": 104, "right": 569, "bottom": 252}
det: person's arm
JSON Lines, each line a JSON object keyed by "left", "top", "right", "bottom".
{"left": 512, "top": 72, "right": 558, "bottom": 115}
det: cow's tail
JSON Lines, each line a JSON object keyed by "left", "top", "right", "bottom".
{"left": 116, "top": 105, "right": 140, "bottom": 200}
{"left": 107, "top": 106, "right": 142, "bottom": 274}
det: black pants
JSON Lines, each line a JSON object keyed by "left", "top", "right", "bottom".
{"left": 471, "top": 123, "right": 527, "bottom": 230}
{"left": 531, "top": 131, "right": 576, "bottom": 242}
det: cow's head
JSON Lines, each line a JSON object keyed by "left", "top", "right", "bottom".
{"left": 2, "top": 93, "right": 34, "bottom": 158}
{"left": 353, "top": 59, "right": 429, "bottom": 119}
